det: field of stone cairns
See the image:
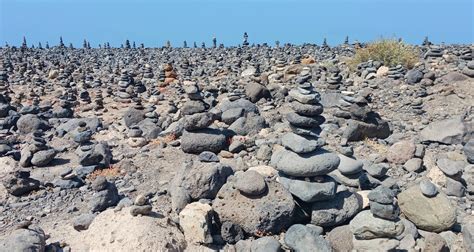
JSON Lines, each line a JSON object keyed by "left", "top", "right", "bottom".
{"left": 0, "top": 36, "right": 473, "bottom": 251}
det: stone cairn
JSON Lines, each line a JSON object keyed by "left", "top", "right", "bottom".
{"left": 387, "top": 65, "right": 405, "bottom": 79}
{"left": 53, "top": 91, "right": 74, "bottom": 118}
{"left": 270, "top": 73, "right": 366, "bottom": 230}
{"left": 349, "top": 186, "right": 404, "bottom": 249}
{"left": 462, "top": 61, "right": 474, "bottom": 78}
{"left": 334, "top": 91, "right": 390, "bottom": 144}
{"left": 325, "top": 67, "right": 344, "bottom": 91}
{"left": 75, "top": 121, "right": 112, "bottom": 172}
{"left": 460, "top": 47, "right": 473, "bottom": 61}
{"left": 20, "top": 131, "right": 57, "bottom": 168}
{"left": 93, "top": 90, "right": 104, "bottom": 111}
{"left": 242, "top": 32, "right": 249, "bottom": 47}
{"left": 163, "top": 63, "right": 177, "bottom": 84}
{"left": 0, "top": 63, "right": 10, "bottom": 99}
{"left": 271, "top": 71, "right": 348, "bottom": 226}
{"left": 142, "top": 64, "right": 154, "bottom": 82}
{"left": 424, "top": 46, "right": 443, "bottom": 59}
{"left": 127, "top": 125, "right": 147, "bottom": 148}
{"left": 116, "top": 70, "right": 134, "bottom": 103}
{"left": 180, "top": 81, "right": 226, "bottom": 154}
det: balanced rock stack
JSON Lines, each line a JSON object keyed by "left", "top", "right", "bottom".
{"left": 53, "top": 94, "right": 74, "bottom": 118}
{"left": 116, "top": 70, "right": 134, "bottom": 103}
{"left": 326, "top": 67, "right": 343, "bottom": 91}
{"left": 163, "top": 63, "right": 177, "bottom": 84}
{"left": 0, "top": 63, "right": 10, "bottom": 97}
{"left": 349, "top": 186, "right": 405, "bottom": 251}
{"left": 285, "top": 78, "right": 325, "bottom": 137}
{"left": 424, "top": 46, "right": 443, "bottom": 59}
{"left": 127, "top": 125, "right": 147, "bottom": 148}
{"left": 93, "top": 90, "right": 104, "bottom": 111}
{"left": 334, "top": 92, "right": 391, "bottom": 144}
{"left": 460, "top": 47, "right": 473, "bottom": 61}
{"left": 180, "top": 81, "right": 226, "bottom": 154}
{"left": 20, "top": 131, "right": 57, "bottom": 168}
{"left": 387, "top": 65, "right": 405, "bottom": 79}
{"left": 462, "top": 61, "right": 474, "bottom": 78}
{"left": 271, "top": 79, "right": 344, "bottom": 222}
{"left": 142, "top": 64, "right": 154, "bottom": 81}
{"left": 181, "top": 81, "right": 207, "bottom": 115}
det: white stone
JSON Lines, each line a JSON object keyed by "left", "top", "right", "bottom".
{"left": 179, "top": 202, "right": 213, "bottom": 245}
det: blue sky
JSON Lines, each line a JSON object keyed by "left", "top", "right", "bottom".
{"left": 1, "top": 0, "right": 472, "bottom": 47}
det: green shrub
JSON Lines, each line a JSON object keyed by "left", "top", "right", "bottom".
{"left": 348, "top": 39, "right": 419, "bottom": 70}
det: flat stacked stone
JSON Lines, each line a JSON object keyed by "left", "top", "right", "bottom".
{"left": 53, "top": 93, "right": 74, "bottom": 118}
{"left": 91, "top": 79, "right": 102, "bottom": 88}
{"left": 387, "top": 65, "right": 405, "bottom": 79}
{"left": 163, "top": 63, "right": 177, "bottom": 84}
{"left": 460, "top": 47, "right": 473, "bottom": 61}
{"left": 293, "top": 55, "right": 302, "bottom": 64}
{"left": 422, "top": 36, "right": 431, "bottom": 47}
{"left": 158, "top": 69, "right": 166, "bottom": 83}
{"left": 275, "top": 55, "right": 287, "bottom": 72}
{"left": 462, "top": 61, "right": 474, "bottom": 78}
{"left": 423, "top": 46, "right": 443, "bottom": 59}
{"left": 79, "top": 89, "right": 91, "bottom": 104}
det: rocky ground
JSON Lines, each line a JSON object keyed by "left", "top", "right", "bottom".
{"left": 0, "top": 39, "right": 473, "bottom": 252}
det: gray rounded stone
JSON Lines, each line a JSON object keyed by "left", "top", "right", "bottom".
{"left": 337, "top": 154, "right": 364, "bottom": 175}
{"left": 420, "top": 180, "right": 438, "bottom": 197}
{"left": 271, "top": 149, "right": 340, "bottom": 177}
{"left": 350, "top": 210, "right": 405, "bottom": 239}
{"left": 311, "top": 190, "right": 362, "bottom": 227}
{"left": 281, "top": 132, "right": 320, "bottom": 154}
{"left": 284, "top": 224, "right": 332, "bottom": 252}
{"left": 30, "top": 149, "right": 56, "bottom": 167}
{"left": 278, "top": 175, "right": 336, "bottom": 203}
{"left": 234, "top": 170, "right": 267, "bottom": 196}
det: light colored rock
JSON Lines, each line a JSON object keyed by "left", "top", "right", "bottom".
{"left": 352, "top": 237, "right": 399, "bottom": 252}
{"left": 59, "top": 207, "right": 186, "bottom": 251}
{"left": 350, "top": 210, "right": 404, "bottom": 239}
{"left": 247, "top": 165, "right": 278, "bottom": 177}
{"left": 386, "top": 140, "right": 416, "bottom": 164}
{"left": 398, "top": 185, "right": 456, "bottom": 232}
{"left": 271, "top": 149, "right": 340, "bottom": 177}
{"left": 355, "top": 190, "right": 371, "bottom": 209}
{"left": 179, "top": 202, "right": 214, "bottom": 245}
{"left": 327, "top": 225, "right": 353, "bottom": 252}
{"left": 420, "top": 117, "right": 467, "bottom": 145}
{"left": 376, "top": 66, "right": 389, "bottom": 77}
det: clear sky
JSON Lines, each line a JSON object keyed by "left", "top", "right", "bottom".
{"left": 1, "top": 0, "right": 473, "bottom": 47}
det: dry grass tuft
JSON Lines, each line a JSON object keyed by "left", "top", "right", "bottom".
{"left": 364, "top": 138, "right": 388, "bottom": 155}
{"left": 347, "top": 38, "right": 419, "bottom": 70}
{"left": 150, "top": 133, "right": 178, "bottom": 146}
{"left": 87, "top": 165, "right": 121, "bottom": 180}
